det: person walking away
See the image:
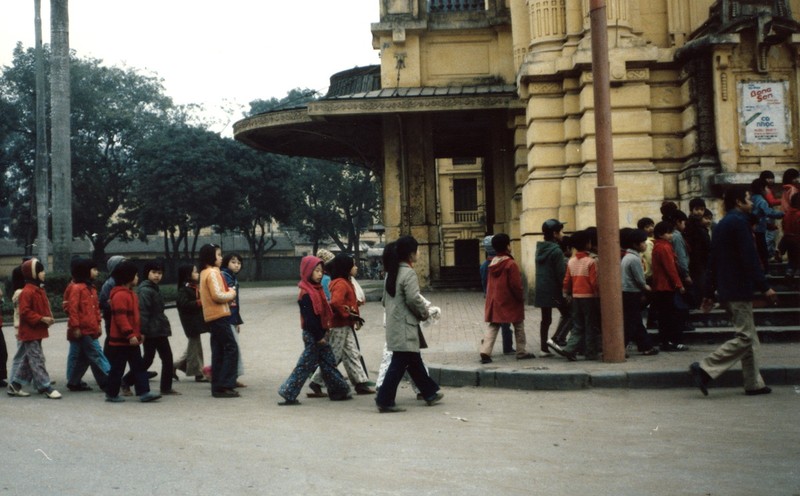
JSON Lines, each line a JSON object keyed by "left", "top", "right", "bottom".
{"left": 690, "top": 188, "right": 777, "bottom": 396}
{"left": 198, "top": 244, "right": 239, "bottom": 398}
{"left": 534, "top": 220, "right": 568, "bottom": 356}
{"left": 278, "top": 256, "right": 352, "bottom": 405}
{"left": 174, "top": 265, "right": 209, "bottom": 382}
{"left": 480, "top": 235, "right": 514, "bottom": 355}
{"left": 104, "top": 260, "right": 161, "bottom": 403}
{"left": 7, "top": 259, "right": 60, "bottom": 398}
{"left": 479, "top": 233, "right": 534, "bottom": 363}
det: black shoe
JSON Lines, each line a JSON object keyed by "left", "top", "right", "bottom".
{"left": 330, "top": 394, "right": 353, "bottom": 401}
{"left": 516, "top": 353, "right": 536, "bottom": 360}
{"left": 377, "top": 405, "right": 406, "bottom": 413}
{"left": 306, "top": 382, "right": 328, "bottom": 398}
{"left": 425, "top": 392, "right": 444, "bottom": 406}
{"left": 745, "top": 387, "right": 772, "bottom": 396}
{"left": 503, "top": 349, "right": 516, "bottom": 355}
{"left": 278, "top": 398, "right": 301, "bottom": 406}
{"left": 480, "top": 353, "right": 492, "bottom": 364}
{"left": 67, "top": 382, "right": 93, "bottom": 392}
{"left": 689, "top": 362, "right": 709, "bottom": 396}
{"left": 212, "top": 389, "right": 240, "bottom": 398}
{"left": 147, "top": 371, "right": 158, "bottom": 379}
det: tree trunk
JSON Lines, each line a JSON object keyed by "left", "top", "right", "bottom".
{"left": 34, "top": 0, "right": 50, "bottom": 267}
{"left": 50, "top": 0, "right": 72, "bottom": 273}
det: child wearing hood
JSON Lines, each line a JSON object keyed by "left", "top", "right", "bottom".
{"left": 534, "top": 220, "right": 568, "bottom": 356}
{"left": 479, "top": 233, "right": 534, "bottom": 363}
{"left": 277, "top": 256, "right": 352, "bottom": 405}
{"left": 6, "top": 259, "right": 60, "bottom": 398}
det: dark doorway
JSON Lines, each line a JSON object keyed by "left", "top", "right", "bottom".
{"left": 454, "top": 239, "right": 480, "bottom": 267}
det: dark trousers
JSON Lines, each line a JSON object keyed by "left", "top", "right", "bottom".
{"left": 209, "top": 318, "right": 238, "bottom": 391}
{"left": 106, "top": 346, "right": 150, "bottom": 398}
{"left": 754, "top": 231, "right": 769, "bottom": 271}
{"left": 0, "top": 328, "right": 7, "bottom": 381}
{"left": 541, "top": 303, "right": 570, "bottom": 349}
{"left": 124, "top": 335, "right": 173, "bottom": 392}
{"left": 652, "top": 291, "right": 683, "bottom": 346}
{"left": 622, "top": 292, "right": 654, "bottom": 351}
{"left": 375, "top": 351, "right": 439, "bottom": 408}
{"left": 500, "top": 324, "right": 514, "bottom": 353}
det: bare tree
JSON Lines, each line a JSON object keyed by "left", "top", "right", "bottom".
{"left": 50, "top": 0, "right": 72, "bottom": 272}
{"left": 34, "top": 0, "right": 50, "bottom": 266}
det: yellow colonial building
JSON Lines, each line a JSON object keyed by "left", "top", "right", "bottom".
{"left": 235, "top": 0, "right": 800, "bottom": 296}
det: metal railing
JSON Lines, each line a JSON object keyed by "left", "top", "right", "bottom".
{"left": 428, "top": 0, "right": 485, "bottom": 13}
{"left": 454, "top": 210, "right": 482, "bottom": 223}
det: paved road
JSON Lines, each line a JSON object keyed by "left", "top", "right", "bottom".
{"left": 2, "top": 285, "right": 798, "bottom": 495}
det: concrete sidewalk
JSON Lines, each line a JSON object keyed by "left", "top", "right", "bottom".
{"left": 357, "top": 283, "right": 800, "bottom": 392}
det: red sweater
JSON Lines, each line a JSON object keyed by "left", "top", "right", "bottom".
{"left": 108, "top": 285, "right": 143, "bottom": 346}
{"left": 563, "top": 251, "right": 598, "bottom": 298}
{"left": 65, "top": 282, "right": 102, "bottom": 339}
{"left": 18, "top": 282, "right": 52, "bottom": 342}
{"left": 651, "top": 238, "right": 683, "bottom": 292}
{"left": 329, "top": 278, "right": 359, "bottom": 328}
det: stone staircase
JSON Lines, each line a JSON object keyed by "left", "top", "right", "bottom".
{"left": 430, "top": 266, "right": 483, "bottom": 291}
{"left": 663, "top": 263, "right": 800, "bottom": 344}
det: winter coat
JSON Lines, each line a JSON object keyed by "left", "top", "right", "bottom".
{"left": 563, "top": 251, "right": 599, "bottom": 298}
{"left": 199, "top": 267, "right": 236, "bottom": 323}
{"left": 782, "top": 184, "right": 800, "bottom": 237}
{"left": 651, "top": 238, "right": 683, "bottom": 292}
{"left": 383, "top": 263, "right": 430, "bottom": 352}
{"left": 176, "top": 283, "right": 208, "bottom": 338}
{"left": 108, "top": 285, "right": 142, "bottom": 347}
{"left": 484, "top": 254, "right": 525, "bottom": 323}
{"left": 18, "top": 282, "right": 52, "bottom": 342}
{"left": 65, "top": 282, "right": 102, "bottom": 339}
{"left": 533, "top": 240, "right": 566, "bottom": 308}
{"left": 706, "top": 209, "right": 769, "bottom": 302}
{"left": 137, "top": 279, "right": 172, "bottom": 337}
{"left": 329, "top": 277, "right": 359, "bottom": 328}
{"left": 221, "top": 267, "right": 244, "bottom": 326}
{"left": 751, "top": 193, "right": 784, "bottom": 234}
{"left": 685, "top": 216, "right": 711, "bottom": 277}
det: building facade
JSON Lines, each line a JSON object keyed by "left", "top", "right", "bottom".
{"left": 235, "top": 0, "right": 800, "bottom": 296}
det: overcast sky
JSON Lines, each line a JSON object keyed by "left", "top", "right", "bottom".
{"left": 0, "top": 1, "right": 380, "bottom": 134}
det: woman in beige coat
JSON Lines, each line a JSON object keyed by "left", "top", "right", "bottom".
{"left": 375, "top": 236, "right": 443, "bottom": 413}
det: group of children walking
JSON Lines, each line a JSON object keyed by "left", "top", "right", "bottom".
{"left": 2, "top": 244, "right": 248, "bottom": 403}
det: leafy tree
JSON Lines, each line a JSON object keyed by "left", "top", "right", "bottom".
{"left": 127, "top": 124, "right": 225, "bottom": 264}
{"left": 216, "top": 140, "right": 297, "bottom": 280}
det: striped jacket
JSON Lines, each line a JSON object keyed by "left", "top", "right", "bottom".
{"left": 563, "top": 251, "right": 598, "bottom": 298}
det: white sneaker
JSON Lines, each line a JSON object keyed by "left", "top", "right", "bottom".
{"left": 7, "top": 383, "right": 30, "bottom": 397}
{"left": 42, "top": 389, "right": 62, "bottom": 399}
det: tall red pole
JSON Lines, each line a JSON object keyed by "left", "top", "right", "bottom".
{"left": 590, "top": 0, "right": 625, "bottom": 362}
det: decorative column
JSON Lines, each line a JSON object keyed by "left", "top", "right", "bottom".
{"left": 528, "top": 0, "right": 568, "bottom": 60}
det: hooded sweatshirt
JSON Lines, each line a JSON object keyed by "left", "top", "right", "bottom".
{"left": 533, "top": 240, "right": 566, "bottom": 308}
{"left": 65, "top": 259, "right": 102, "bottom": 339}
{"left": 108, "top": 285, "right": 142, "bottom": 346}
{"left": 484, "top": 253, "right": 525, "bottom": 323}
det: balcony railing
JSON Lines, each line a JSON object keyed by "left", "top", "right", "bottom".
{"left": 453, "top": 210, "right": 483, "bottom": 223}
{"left": 428, "top": 0, "right": 485, "bottom": 13}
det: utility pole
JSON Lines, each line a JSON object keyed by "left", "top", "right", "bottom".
{"left": 590, "top": 0, "right": 625, "bottom": 363}
{"left": 34, "top": 0, "right": 50, "bottom": 267}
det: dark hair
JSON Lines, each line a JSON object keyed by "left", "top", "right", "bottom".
{"left": 570, "top": 230, "right": 591, "bottom": 251}
{"left": 385, "top": 236, "right": 418, "bottom": 298}
{"left": 11, "top": 266, "right": 25, "bottom": 292}
{"left": 222, "top": 253, "right": 242, "bottom": 268}
{"left": 660, "top": 201, "right": 679, "bottom": 221}
{"left": 143, "top": 259, "right": 164, "bottom": 279}
{"left": 177, "top": 264, "right": 195, "bottom": 290}
{"left": 622, "top": 228, "right": 648, "bottom": 249}
{"left": 198, "top": 244, "right": 220, "bottom": 269}
{"left": 636, "top": 217, "right": 654, "bottom": 230}
{"left": 759, "top": 170, "right": 775, "bottom": 180}
{"left": 782, "top": 168, "right": 799, "bottom": 185}
{"left": 750, "top": 178, "right": 768, "bottom": 196}
{"left": 330, "top": 253, "right": 354, "bottom": 280}
{"left": 584, "top": 227, "right": 598, "bottom": 248}
{"left": 112, "top": 260, "right": 140, "bottom": 286}
{"left": 723, "top": 188, "right": 748, "bottom": 212}
{"left": 71, "top": 258, "right": 97, "bottom": 285}
{"left": 560, "top": 235, "right": 572, "bottom": 252}
{"left": 689, "top": 197, "right": 706, "bottom": 211}
{"left": 703, "top": 208, "right": 714, "bottom": 219}
{"left": 654, "top": 221, "right": 674, "bottom": 238}
{"left": 491, "top": 233, "right": 511, "bottom": 253}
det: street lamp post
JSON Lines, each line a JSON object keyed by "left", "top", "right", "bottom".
{"left": 590, "top": 0, "right": 625, "bottom": 363}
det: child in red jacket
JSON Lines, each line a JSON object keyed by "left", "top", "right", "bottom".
{"left": 65, "top": 258, "right": 110, "bottom": 392}
{"left": 651, "top": 221, "right": 688, "bottom": 351}
{"left": 104, "top": 260, "right": 160, "bottom": 403}
{"left": 554, "top": 230, "right": 600, "bottom": 361}
{"left": 6, "top": 259, "right": 60, "bottom": 398}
